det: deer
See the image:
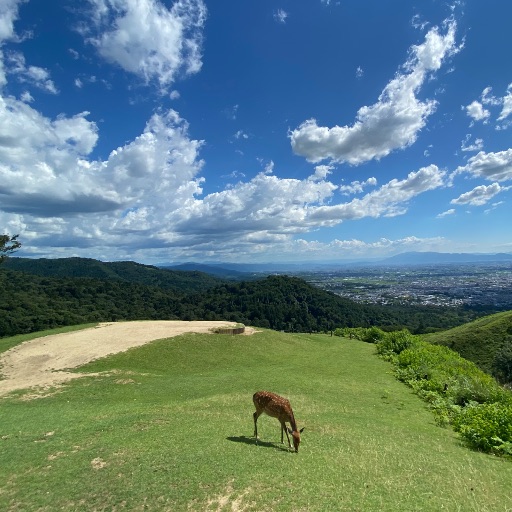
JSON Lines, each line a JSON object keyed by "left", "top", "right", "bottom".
{"left": 252, "top": 390, "right": 304, "bottom": 453}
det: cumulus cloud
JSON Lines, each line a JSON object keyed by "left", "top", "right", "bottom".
{"left": 0, "top": 91, "right": 204, "bottom": 218}
{"left": 450, "top": 183, "right": 509, "bottom": 206}
{"left": 465, "top": 84, "right": 512, "bottom": 128}
{"left": 85, "top": 0, "right": 207, "bottom": 89}
{"left": 289, "top": 20, "right": 459, "bottom": 164}
{"left": 464, "top": 100, "right": 490, "bottom": 124}
{"left": 339, "top": 177, "right": 377, "bottom": 195}
{"left": 307, "top": 165, "right": 445, "bottom": 224}
{"left": 454, "top": 149, "right": 512, "bottom": 182}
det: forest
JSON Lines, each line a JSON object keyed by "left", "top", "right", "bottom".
{"left": 0, "top": 257, "right": 499, "bottom": 338}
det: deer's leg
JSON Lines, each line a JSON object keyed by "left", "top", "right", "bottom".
{"left": 253, "top": 411, "right": 260, "bottom": 442}
{"left": 282, "top": 421, "right": 291, "bottom": 448}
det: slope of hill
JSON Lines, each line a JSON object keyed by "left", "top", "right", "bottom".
{"left": 3, "top": 257, "right": 225, "bottom": 292}
{"left": 1, "top": 327, "right": 510, "bottom": 510}
{"left": 424, "top": 310, "right": 512, "bottom": 376}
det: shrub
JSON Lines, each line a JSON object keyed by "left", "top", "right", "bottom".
{"left": 453, "top": 402, "right": 512, "bottom": 454}
{"left": 376, "top": 329, "right": 417, "bottom": 358}
{"left": 378, "top": 335, "right": 512, "bottom": 455}
{"left": 362, "top": 326, "right": 386, "bottom": 344}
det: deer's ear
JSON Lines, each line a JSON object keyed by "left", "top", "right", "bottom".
{"left": 299, "top": 427, "right": 305, "bottom": 433}
{"left": 287, "top": 427, "right": 293, "bottom": 434}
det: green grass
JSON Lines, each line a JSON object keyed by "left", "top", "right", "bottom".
{"left": 1, "top": 328, "right": 512, "bottom": 511}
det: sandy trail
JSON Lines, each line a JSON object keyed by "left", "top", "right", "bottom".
{"left": 0, "top": 321, "right": 249, "bottom": 397}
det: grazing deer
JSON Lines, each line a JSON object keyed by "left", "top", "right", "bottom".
{"left": 253, "top": 390, "right": 304, "bottom": 453}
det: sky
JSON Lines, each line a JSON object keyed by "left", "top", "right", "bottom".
{"left": 1, "top": 0, "right": 511, "bottom": 265}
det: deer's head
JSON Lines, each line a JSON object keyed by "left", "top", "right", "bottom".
{"left": 288, "top": 427, "right": 305, "bottom": 453}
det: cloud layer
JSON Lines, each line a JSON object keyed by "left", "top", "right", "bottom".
{"left": 0, "top": 3, "right": 510, "bottom": 262}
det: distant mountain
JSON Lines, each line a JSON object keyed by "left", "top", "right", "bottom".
{"left": 3, "top": 257, "right": 225, "bottom": 293}
{"left": 158, "top": 252, "right": 512, "bottom": 273}
{"left": 379, "top": 252, "right": 512, "bottom": 265}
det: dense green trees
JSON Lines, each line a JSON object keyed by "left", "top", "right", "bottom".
{"left": 0, "top": 234, "right": 21, "bottom": 263}
{"left": 0, "top": 262, "right": 495, "bottom": 339}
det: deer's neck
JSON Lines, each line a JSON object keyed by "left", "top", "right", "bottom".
{"left": 288, "top": 412, "right": 298, "bottom": 432}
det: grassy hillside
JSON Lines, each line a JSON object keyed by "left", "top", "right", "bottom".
{"left": 424, "top": 310, "right": 512, "bottom": 376}
{"left": 1, "top": 327, "right": 511, "bottom": 511}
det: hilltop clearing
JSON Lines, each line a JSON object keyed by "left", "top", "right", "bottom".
{"left": 0, "top": 321, "right": 252, "bottom": 396}
{"left": 1, "top": 326, "right": 511, "bottom": 510}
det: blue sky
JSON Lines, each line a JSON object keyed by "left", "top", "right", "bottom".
{"left": 1, "top": 0, "right": 511, "bottom": 264}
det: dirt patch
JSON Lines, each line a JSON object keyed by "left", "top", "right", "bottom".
{"left": 0, "top": 321, "right": 256, "bottom": 397}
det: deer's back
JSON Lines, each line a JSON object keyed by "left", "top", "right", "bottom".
{"left": 253, "top": 390, "right": 293, "bottom": 420}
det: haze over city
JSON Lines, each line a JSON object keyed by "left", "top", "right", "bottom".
{"left": 1, "top": 0, "right": 511, "bottom": 264}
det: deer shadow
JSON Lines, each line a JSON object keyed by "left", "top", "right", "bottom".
{"left": 226, "top": 435, "right": 291, "bottom": 452}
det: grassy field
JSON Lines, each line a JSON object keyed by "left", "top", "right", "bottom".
{"left": 1, "top": 327, "right": 512, "bottom": 511}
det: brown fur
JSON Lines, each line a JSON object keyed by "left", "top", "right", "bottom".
{"left": 252, "top": 390, "right": 304, "bottom": 452}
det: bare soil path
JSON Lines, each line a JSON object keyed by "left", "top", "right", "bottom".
{"left": 0, "top": 321, "right": 251, "bottom": 397}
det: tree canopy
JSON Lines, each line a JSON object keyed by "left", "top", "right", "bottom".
{"left": 0, "top": 234, "right": 21, "bottom": 263}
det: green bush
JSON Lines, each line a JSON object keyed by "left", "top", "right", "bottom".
{"left": 453, "top": 402, "right": 512, "bottom": 454}
{"left": 363, "top": 326, "right": 386, "bottom": 344}
{"left": 378, "top": 335, "right": 512, "bottom": 456}
{"left": 376, "top": 329, "right": 417, "bottom": 358}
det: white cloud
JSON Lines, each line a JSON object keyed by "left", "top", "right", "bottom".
{"left": 454, "top": 149, "right": 512, "bottom": 182}
{"left": 85, "top": 0, "right": 207, "bottom": 90}
{"left": 20, "top": 90, "right": 33, "bottom": 102}
{"left": 308, "top": 165, "right": 445, "bottom": 224}
{"left": 0, "top": 91, "right": 204, "bottom": 219}
{"left": 5, "top": 51, "right": 58, "bottom": 94}
{"left": 464, "top": 100, "right": 490, "bottom": 124}
{"left": 460, "top": 134, "right": 483, "bottom": 152}
{"left": 498, "top": 83, "right": 512, "bottom": 121}
{"left": 355, "top": 66, "right": 363, "bottom": 79}
{"left": 339, "top": 177, "right": 377, "bottom": 195}
{"left": 312, "top": 165, "right": 333, "bottom": 181}
{"left": 0, "top": 0, "right": 25, "bottom": 42}
{"left": 437, "top": 208, "right": 455, "bottom": 218}
{"left": 451, "top": 183, "right": 508, "bottom": 206}
{"left": 290, "top": 20, "right": 459, "bottom": 164}
{"left": 481, "top": 86, "right": 501, "bottom": 106}
{"left": 274, "top": 9, "right": 288, "bottom": 24}
{"left": 465, "top": 84, "right": 512, "bottom": 129}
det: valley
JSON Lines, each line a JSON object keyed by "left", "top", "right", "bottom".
{"left": 294, "top": 262, "right": 512, "bottom": 308}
